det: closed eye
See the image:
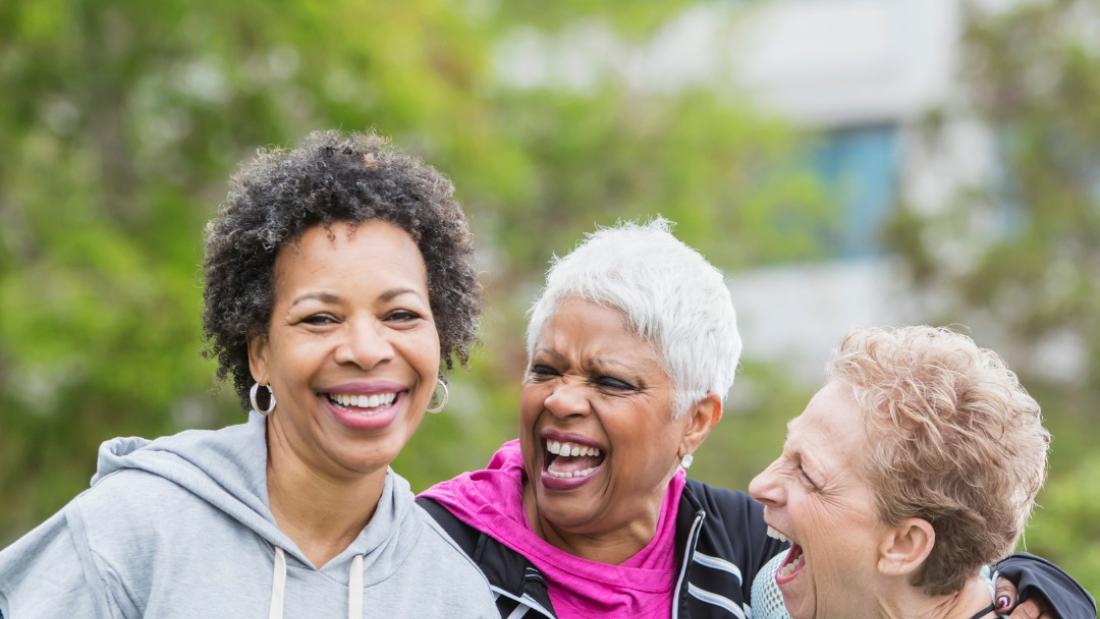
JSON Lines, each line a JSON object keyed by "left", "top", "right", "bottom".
{"left": 593, "top": 375, "right": 634, "bottom": 391}
{"left": 799, "top": 463, "right": 819, "bottom": 489}
{"left": 527, "top": 364, "right": 559, "bottom": 380}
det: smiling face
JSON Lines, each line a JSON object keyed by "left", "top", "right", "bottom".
{"left": 248, "top": 220, "right": 440, "bottom": 480}
{"left": 520, "top": 297, "right": 696, "bottom": 544}
{"left": 748, "top": 381, "right": 887, "bottom": 619}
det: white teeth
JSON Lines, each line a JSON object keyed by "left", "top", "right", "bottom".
{"left": 546, "top": 466, "right": 598, "bottom": 479}
{"left": 779, "top": 552, "right": 805, "bottom": 578}
{"left": 767, "top": 526, "right": 789, "bottom": 543}
{"left": 545, "top": 440, "right": 602, "bottom": 458}
{"left": 330, "top": 392, "right": 397, "bottom": 409}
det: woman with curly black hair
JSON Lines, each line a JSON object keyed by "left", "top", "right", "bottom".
{"left": 0, "top": 131, "right": 498, "bottom": 618}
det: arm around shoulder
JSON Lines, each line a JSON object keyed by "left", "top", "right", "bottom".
{"left": 994, "top": 552, "right": 1097, "bottom": 619}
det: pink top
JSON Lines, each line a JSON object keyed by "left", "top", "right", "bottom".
{"left": 420, "top": 440, "right": 686, "bottom": 618}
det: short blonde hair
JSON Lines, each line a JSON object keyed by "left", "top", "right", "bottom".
{"left": 828, "top": 326, "right": 1050, "bottom": 595}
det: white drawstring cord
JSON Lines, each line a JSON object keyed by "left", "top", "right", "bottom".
{"left": 268, "top": 547, "right": 363, "bottom": 618}
{"left": 348, "top": 554, "right": 364, "bottom": 618}
{"left": 269, "top": 547, "right": 287, "bottom": 619}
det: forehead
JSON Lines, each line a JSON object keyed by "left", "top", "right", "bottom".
{"left": 788, "top": 381, "right": 869, "bottom": 468}
{"left": 274, "top": 221, "right": 427, "bottom": 290}
{"left": 536, "top": 298, "right": 664, "bottom": 367}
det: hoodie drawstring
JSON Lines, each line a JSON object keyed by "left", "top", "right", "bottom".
{"left": 348, "top": 554, "right": 364, "bottom": 617}
{"left": 269, "top": 547, "right": 287, "bottom": 619}
{"left": 268, "top": 547, "right": 365, "bottom": 619}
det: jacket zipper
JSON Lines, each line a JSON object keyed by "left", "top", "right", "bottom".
{"left": 671, "top": 510, "right": 706, "bottom": 619}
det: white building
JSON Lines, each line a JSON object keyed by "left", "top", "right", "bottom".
{"left": 495, "top": 0, "right": 1018, "bottom": 383}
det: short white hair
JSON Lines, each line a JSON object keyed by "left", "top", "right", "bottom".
{"left": 526, "top": 218, "right": 742, "bottom": 416}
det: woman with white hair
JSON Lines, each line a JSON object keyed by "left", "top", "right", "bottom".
{"left": 419, "top": 219, "right": 1091, "bottom": 619}
{"left": 421, "top": 218, "right": 775, "bottom": 618}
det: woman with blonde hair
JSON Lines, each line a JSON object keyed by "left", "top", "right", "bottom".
{"left": 750, "top": 326, "right": 1094, "bottom": 618}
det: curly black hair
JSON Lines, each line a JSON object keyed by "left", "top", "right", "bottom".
{"left": 202, "top": 130, "right": 481, "bottom": 409}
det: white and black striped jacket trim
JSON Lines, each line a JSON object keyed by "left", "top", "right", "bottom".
{"left": 420, "top": 481, "right": 1095, "bottom": 618}
{"left": 418, "top": 479, "right": 785, "bottom": 618}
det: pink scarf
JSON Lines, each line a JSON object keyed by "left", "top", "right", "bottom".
{"left": 420, "top": 440, "right": 685, "bottom": 618}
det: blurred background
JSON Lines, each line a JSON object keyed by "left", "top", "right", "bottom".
{"left": 2, "top": 0, "right": 1098, "bottom": 594}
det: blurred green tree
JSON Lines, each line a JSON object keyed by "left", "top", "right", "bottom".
{"left": 0, "top": 0, "right": 827, "bottom": 543}
{"left": 887, "top": 0, "right": 1100, "bottom": 593}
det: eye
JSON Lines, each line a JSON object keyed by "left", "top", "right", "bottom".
{"left": 384, "top": 309, "right": 422, "bottom": 323}
{"left": 301, "top": 313, "right": 338, "bottom": 326}
{"left": 798, "top": 463, "right": 819, "bottom": 489}
{"left": 593, "top": 375, "right": 634, "bottom": 391}
{"left": 527, "top": 364, "right": 559, "bottom": 380}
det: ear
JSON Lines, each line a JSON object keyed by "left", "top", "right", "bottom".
{"left": 247, "top": 334, "right": 271, "bottom": 385}
{"left": 678, "top": 392, "right": 723, "bottom": 456}
{"left": 877, "top": 517, "right": 935, "bottom": 578}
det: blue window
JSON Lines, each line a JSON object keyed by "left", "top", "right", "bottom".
{"left": 811, "top": 124, "right": 901, "bottom": 258}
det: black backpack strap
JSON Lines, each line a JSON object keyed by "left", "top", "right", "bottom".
{"left": 418, "top": 496, "right": 481, "bottom": 555}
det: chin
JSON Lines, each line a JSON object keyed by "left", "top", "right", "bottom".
{"left": 537, "top": 493, "right": 598, "bottom": 530}
{"left": 339, "top": 436, "right": 406, "bottom": 474}
{"left": 782, "top": 595, "right": 814, "bottom": 619}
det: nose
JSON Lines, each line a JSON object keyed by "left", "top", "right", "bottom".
{"left": 748, "top": 458, "right": 786, "bottom": 507}
{"left": 333, "top": 316, "right": 395, "bottom": 369}
{"left": 543, "top": 378, "right": 591, "bottom": 419}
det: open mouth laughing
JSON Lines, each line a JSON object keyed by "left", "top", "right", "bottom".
{"left": 540, "top": 432, "right": 608, "bottom": 490}
{"left": 767, "top": 525, "right": 806, "bottom": 585}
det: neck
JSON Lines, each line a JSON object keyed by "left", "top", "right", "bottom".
{"left": 875, "top": 576, "right": 994, "bottom": 619}
{"left": 265, "top": 417, "right": 387, "bottom": 568}
{"left": 521, "top": 469, "right": 673, "bottom": 565}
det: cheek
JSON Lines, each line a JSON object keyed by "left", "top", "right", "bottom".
{"left": 605, "top": 411, "right": 675, "bottom": 480}
{"left": 801, "top": 498, "right": 878, "bottom": 562}
{"left": 518, "top": 384, "right": 545, "bottom": 428}
{"left": 399, "top": 330, "right": 441, "bottom": 377}
{"left": 268, "top": 338, "right": 321, "bottom": 383}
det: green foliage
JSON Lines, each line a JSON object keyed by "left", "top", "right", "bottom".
{"left": 886, "top": 0, "right": 1100, "bottom": 594}
{"left": 1026, "top": 452, "right": 1100, "bottom": 589}
{"left": 0, "top": 0, "right": 826, "bottom": 544}
{"left": 6, "top": 0, "right": 1095, "bottom": 600}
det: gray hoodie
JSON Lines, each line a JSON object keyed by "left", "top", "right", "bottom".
{"left": 0, "top": 412, "right": 498, "bottom": 618}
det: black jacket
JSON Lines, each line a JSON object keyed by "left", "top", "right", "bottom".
{"left": 420, "top": 478, "right": 1096, "bottom": 618}
{"left": 419, "top": 479, "right": 784, "bottom": 618}
{"left": 995, "top": 552, "right": 1096, "bottom": 619}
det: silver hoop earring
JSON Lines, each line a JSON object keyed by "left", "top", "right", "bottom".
{"left": 680, "top": 452, "right": 694, "bottom": 470}
{"left": 250, "top": 382, "right": 276, "bottom": 416}
{"left": 426, "top": 379, "right": 449, "bottom": 414}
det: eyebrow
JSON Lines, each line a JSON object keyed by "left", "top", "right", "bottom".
{"left": 783, "top": 421, "right": 829, "bottom": 475}
{"left": 531, "top": 349, "right": 566, "bottom": 364}
{"left": 289, "top": 287, "right": 423, "bottom": 308}
{"left": 589, "top": 357, "right": 648, "bottom": 375}
{"left": 290, "top": 291, "right": 341, "bottom": 307}
{"left": 533, "top": 349, "right": 641, "bottom": 369}
{"left": 379, "top": 287, "right": 423, "bottom": 302}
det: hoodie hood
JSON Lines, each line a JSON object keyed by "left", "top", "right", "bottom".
{"left": 91, "top": 411, "right": 416, "bottom": 618}
{"left": 93, "top": 411, "right": 414, "bottom": 576}
{"left": 93, "top": 412, "right": 289, "bottom": 553}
